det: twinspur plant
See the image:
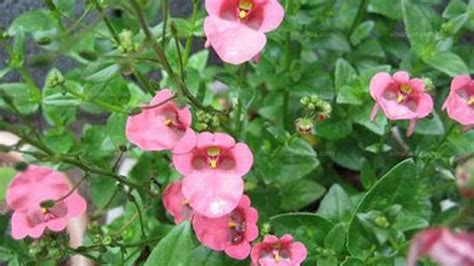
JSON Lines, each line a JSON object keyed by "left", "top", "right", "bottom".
{"left": 1, "top": 0, "right": 474, "bottom": 265}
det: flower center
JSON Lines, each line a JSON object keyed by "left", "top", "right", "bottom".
{"left": 397, "top": 84, "right": 413, "bottom": 103}
{"left": 467, "top": 96, "right": 474, "bottom": 106}
{"left": 207, "top": 147, "right": 221, "bottom": 169}
{"left": 164, "top": 118, "right": 173, "bottom": 126}
{"left": 238, "top": 0, "right": 253, "bottom": 20}
{"left": 228, "top": 210, "right": 246, "bottom": 244}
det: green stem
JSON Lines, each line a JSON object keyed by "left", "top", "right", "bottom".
{"left": 95, "top": 0, "right": 121, "bottom": 45}
{"left": 128, "top": 0, "right": 226, "bottom": 115}
{"left": 161, "top": 0, "right": 169, "bottom": 49}
{"left": 130, "top": 194, "right": 146, "bottom": 237}
{"left": 183, "top": 0, "right": 199, "bottom": 65}
{"left": 61, "top": 84, "right": 127, "bottom": 114}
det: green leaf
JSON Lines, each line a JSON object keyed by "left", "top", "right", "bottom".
{"left": 335, "top": 59, "right": 357, "bottom": 92}
{"left": 337, "top": 85, "right": 363, "bottom": 105}
{"left": 317, "top": 184, "right": 354, "bottom": 222}
{"left": 8, "top": 10, "right": 56, "bottom": 35}
{"left": 392, "top": 215, "right": 429, "bottom": 232}
{"left": 83, "top": 62, "right": 120, "bottom": 83}
{"left": 341, "top": 257, "right": 365, "bottom": 266}
{"left": 187, "top": 50, "right": 209, "bottom": 72}
{"left": 0, "top": 168, "right": 16, "bottom": 201}
{"left": 324, "top": 223, "right": 347, "bottom": 253}
{"left": 190, "top": 246, "right": 248, "bottom": 266}
{"left": 352, "top": 105, "right": 387, "bottom": 136}
{"left": 315, "top": 120, "right": 353, "bottom": 140}
{"left": 402, "top": 0, "right": 436, "bottom": 56}
{"left": 145, "top": 222, "right": 196, "bottom": 266}
{"left": 280, "top": 179, "right": 326, "bottom": 210}
{"left": 270, "top": 213, "right": 333, "bottom": 256}
{"left": 327, "top": 138, "right": 364, "bottom": 171}
{"left": 347, "top": 159, "right": 431, "bottom": 258}
{"left": 423, "top": 51, "right": 469, "bottom": 77}
{"left": 367, "top": 0, "right": 401, "bottom": 19}
{"left": 360, "top": 160, "right": 376, "bottom": 190}
{"left": 350, "top": 21, "right": 375, "bottom": 46}
{"left": 259, "top": 138, "right": 320, "bottom": 184}
{"left": 0, "top": 83, "right": 40, "bottom": 114}
{"left": 84, "top": 78, "right": 131, "bottom": 108}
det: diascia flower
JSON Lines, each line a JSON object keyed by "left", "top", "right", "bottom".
{"left": 204, "top": 0, "right": 284, "bottom": 65}
{"left": 407, "top": 228, "right": 474, "bottom": 266}
{"left": 369, "top": 71, "right": 433, "bottom": 136}
{"left": 172, "top": 131, "right": 253, "bottom": 218}
{"left": 162, "top": 181, "right": 194, "bottom": 224}
{"left": 6, "top": 165, "right": 87, "bottom": 240}
{"left": 192, "top": 195, "right": 259, "bottom": 260}
{"left": 126, "top": 89, "right": 194, "bottom": 152}
{"left": 443, "top": 75, "right": 474, "bottom": 130}
{"left": 251, "top": 234, "right": 307, "bottom": 266}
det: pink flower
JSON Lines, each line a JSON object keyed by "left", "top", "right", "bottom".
{"left": 443, "top": 75, "right": 474, "bottom": 129}
{"left": 407, "top": 228, "right": 474, "bottom": 266}
{"left": 162, "top": 181, "right": 194, "bottom": 224}
{"left": 251, "top": 234, "right": 307, "bottom": 266}
{"left": 369, "top": 71, "right": 434, "bottom": 136}
{"left": 192, "top": 195, "right": 259, "bottom": 260}
{"left": 126, "top": 89, "right": 194, "bottom": 152}
{"left": 172, "top": 131, "right": 253, "bottom": 218}
{"left": 6, "top": 165, "right": 87, "bottom": 240}
{"left": 204, "top": 0, "right": 284, "bottom": 65}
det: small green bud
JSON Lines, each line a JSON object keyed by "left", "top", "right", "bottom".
{"left": 40, "top": 199, "right": 56, "bottom": 209}
{"left": 117, "top": 30, "right": 139, "bottom": 54}
{"left": 36, "top": 36, "right": 52, "bottom": 46}
{"left": 128, "top": 107, "right": 143, "bottom": 116}
{"left": 260, "top": 223, "right": 271, "bottom": 236}
{"left": 170, "top": 21, "right": 179, "bottom": 37}
{"left": 46, "top": 69, "right": 65, "bottom": 88}
{"left": 79, "top": 50, "right": 98, "bottom": 61}
{"left": 102, "top": 235, "right": 113, "bottom": 245}
{"left": 422, "top": 77, "right": 435, "bottom": 92}
{"left": 374, "top": 216, "right": 390, "bottom": 228}
{"left": 14, "top": 161, "right": 29, "bottom": 171}
{"left": 0, "top": 31, "right": 9, "bottom": 40}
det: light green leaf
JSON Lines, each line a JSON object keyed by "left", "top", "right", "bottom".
{"left": 424, "top": 51, "right": 469, "bottom": 77}
{"left": 350, "top": 21, "right": 375, "bottom": 46}
{"left": 0, "top": 168, "right": 16, "bottom": 201}
{"left": 280, "top": 179, "right": 326, "bottom": 210}
{"left": 402, "top": 0, "right": 436, "bottom": 56}
{"left": 145, "top": 222, "right": 196, "bottom": 266}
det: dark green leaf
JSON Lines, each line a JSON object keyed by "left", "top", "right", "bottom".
{"left": 317, "top": 184, "right": 354, "bottom": 222}
{"left": 280, "top": 179, "right": 326, "bottom": 210}
{"left": 424, "top": 51, "right": 469, "bottom": 77}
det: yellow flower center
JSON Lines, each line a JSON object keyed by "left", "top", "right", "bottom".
{"left": 400, "top": 84, "right": 413, "bottom": 95}
{"left": 41, "top": 208, "right": 49, "bottom": 214}
{"left": 164, "top": 118, "right": 173, "bottom": 126}
{"left": 238, "top": 0, "right": 253, "bottom": 20}
{"left": 468, "top": 96, "right": 474, "bottom": 106}
{"left": 207, "top": 147, "right": 221, "bottom": 169}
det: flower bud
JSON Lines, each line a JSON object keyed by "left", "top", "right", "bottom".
{"left": 36, "top": 36, "right": 52, "bottom": 46}
{"left": 118, "top": 30, "right": 139, "bottom": 54}
{"left": 46, "top": 69, "right": 65, "bottom": 88}
{"left": 456, "top": 157, "right": 474, "bottom": 199}
{"left": 79, "top": 50, "right": 98, "bottom": 61}
{"left": 295, "top": 118, "right": 314, "bottom": 135}
{"left": 374, "top": 216, "right": 390, "bottom": 229}
{"left": 422, "top": 77, "right": 435, "bottom": 92}
{"left": 14, "top": 161, "right": 29, "bottom": 172}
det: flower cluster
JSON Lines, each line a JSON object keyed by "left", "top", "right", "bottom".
{"left": 6, "top": 165, "right": 87, "bottom": 239}
{"left": 126, "top": 88, "right": 307, "bottom": 263}
{"left": 370, "top": 72, "right": 474, "bottom": 136}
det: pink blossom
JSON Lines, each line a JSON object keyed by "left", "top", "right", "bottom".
{"left": 369, "top": 71, "right": 434, "bottom": 136}
{"left": 443, "top": 75, "right": 474, "bottom": 129}
{"left": 192, "top": 195, "right": 259, "bottom": 260}
{"left": 6, "top": 165, "right": 87, "bottom": 240}
{"left": 407, "top": 228, "right": 474, "bottom": 266}
{"left": 172, "top": 131, "right": 253, "bottom": 218}
{"left": 162, "top": 181, "right": 194, "bottom": 224}
{"left": 126, "top": 89, "right": 193, "bottom": 152}
{"left": 251, "top": 234, "right": 307, "bottom": 266}
{"left": 204, "top": 0, "right": 284, "bottom": 65}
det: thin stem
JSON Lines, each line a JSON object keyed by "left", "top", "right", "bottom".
{"left": 161, "top": 0, "right": 169, "bottom": 49}
{"left": 55, "top": 174, "right": 88, "bottom": 203}
{"left": 141, "top": 94, "right": 177, "bottom": 109}
{"left": 95, "top": 0, "right": 121, "bottom": 45}
{"left": 132, "top": 68, "right": 155, "bottom": 94}
{"left": 130, "top": 194, "right": 146, "bottom": 237}
{"left": 183, "top": 0, "right": 199, "bottom": 65}
{"left": 62, "top": 84, "right": 127, "bottom": 114}
{"left": 128, "top": 0, "right": 226, "bottom": 115}
{"left": 171, "top": 23, "right": 186, "bottom": 83}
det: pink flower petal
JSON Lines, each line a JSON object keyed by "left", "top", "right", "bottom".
{"left": 225, "top": 241, "right": 252, "bottom": 260}
{"left": 172, "top": 128, "right": 197, "bottom": 154}
{"left": 290, "top": 242, "right": 308, "bottom": 265}
{"left": 407, "top": 119, "right": 417, "bottom": 137}
{"left": 409, "top": 78, "right": 425, "bottom": 93}
{"left": 197, "top": 131, "right": 236, "bottom": 149}
{"left": 10, "top": 212, "right": 30, "bottom": 240}
{"left": 393, "top": 71, "right": 410, "bottom": 84}
{"left": 249, "top": 0, "right": 285, "bottom": 33}
{"left": 46, "top": 217, "right": 68, "bottom": 232}
{"left": 192, "top": 214, "right": 229, "bottom": 251}
{"left": 231, "top": 143, "right": 254, "bottom": 176}
{"left": 451, "top": 75, "right": 472, "bottom": 93}
{"left": 163, "top": 181, "right": 193, "bottom": 224}
{"left": 150, "top": 89, "right": 174, "bottom": 106}
{"left": 65, "top": 192, "right": 87, "bottom": 217}
{"left": 204, "top": 16, "right": 267, "bottom": 65}
{"left": 369, "top": 72, "right": 392, "bottom": 100}
{"left": 182, "top": 172, "right": 244, "bottom": 218}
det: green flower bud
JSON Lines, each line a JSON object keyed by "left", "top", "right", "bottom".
{"left": 118, "top": 30, "right": 139, "bottom": 54}
{"left": 374, "top": 216, "right": 390, "bottom": 228}
{"left": 102, "top": 235, "right": 113, "bottom": 245}
{"left": 36, "top": 36, "right": 52, "bottom": 46}
{"left": 422, "top": 77, "right": 435, "bottom": 92}
{"left": 295, "top": 118, "right": 314, "bottom": 135}
{"left": 14, "top": 161, "right": 29, "bottom": 171}
{"left": 46, "top": 69, "right": 65, "bottom": 88}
